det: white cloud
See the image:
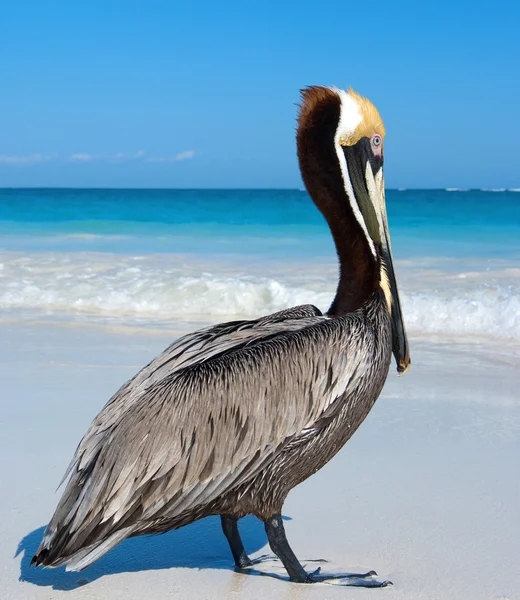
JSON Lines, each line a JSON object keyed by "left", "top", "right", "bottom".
{"left": 146, "top": 150, "right": 196, "bottom": 163}
{"left": 0, "top": 154, "right": 54, "bottom": 165}
{"left": 174, "top": 150, "right": 195, "bottom": 161}
{"left": 0, "top": 150, "right": 194, "bottom": 167}
{"left": 69, "top": 151, "right": 147, "bottom": 163}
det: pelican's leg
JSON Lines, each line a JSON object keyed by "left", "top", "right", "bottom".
{"left": 264, "top": 514, "right": 391, "bottom": 587}
{"left": 263, "top": 514, "right": 309, "bottom": 582}
{"left": 220, "top": 515, "right": 253, "bottom": 569}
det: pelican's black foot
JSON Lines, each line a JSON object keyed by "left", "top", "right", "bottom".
{"left": 305, "top": 567, "right": 392, "bottom": 587}
{"left": 246, "top": 553, "right": 328, "bottom": 567}
{"left": 234, "top": 555, "right": 254, "bottom": 569}
{"left": 234, "top": 554, "right": 329, "bottom": 577}
{"left": 263, "top": 514, "right": 391, "bottom": 588}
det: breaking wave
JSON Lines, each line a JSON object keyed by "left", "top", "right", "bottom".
{"left": 1, "top": 252, "right": 519, "bottom": 342}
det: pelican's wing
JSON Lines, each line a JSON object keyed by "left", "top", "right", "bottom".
{"left": 35, "top": 305, "right": 370, "bottom": 571}
{"left": 58, "top": 304, "right": 325, "bottom": 487}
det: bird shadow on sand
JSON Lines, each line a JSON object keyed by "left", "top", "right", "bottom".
{"left": 17, "top": 515, "right": 290, "bottom": 591}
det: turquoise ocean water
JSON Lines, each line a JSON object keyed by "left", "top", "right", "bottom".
{"left": 1, "top": 188, "right": 519, "bottom": 342}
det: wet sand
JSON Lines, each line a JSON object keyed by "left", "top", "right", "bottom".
{"left": 2, "top": 322, "right": 519, "bottom": 600}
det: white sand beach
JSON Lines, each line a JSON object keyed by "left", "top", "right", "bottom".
{"left": 2, "top": 321, "right": 519, "bottom": 600}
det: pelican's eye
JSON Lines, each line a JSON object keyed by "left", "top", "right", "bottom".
{"left": 372, "top": 135, "right": 382, "bottom": 147}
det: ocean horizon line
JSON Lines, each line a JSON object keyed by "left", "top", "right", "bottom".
{"left": 1, "top": 186, "right": 519, "bottom": 192}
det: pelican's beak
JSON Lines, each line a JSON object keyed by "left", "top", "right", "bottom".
{"left": 380, "top": 223, "right": 411, "bottom": 375}
{"left": 342, "top": 139, "right": 411, "bottom": 374}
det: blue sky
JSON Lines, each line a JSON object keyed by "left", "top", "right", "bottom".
{"left": 1, "top": 0, "right": 519, "bottom": 188}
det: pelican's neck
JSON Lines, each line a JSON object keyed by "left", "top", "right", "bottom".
{"left": 317, "top": 189, "right": 380, "bottom": 317}
{"left": 297, "top": 94, "right": 380, "bottom": 316}
{"left": 327, "top": 219, "right": 380, "bottom": 316}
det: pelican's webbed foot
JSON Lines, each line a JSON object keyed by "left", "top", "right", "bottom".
{"left": 305, "top": 568, "right": 392, "bottom": 587}
{"left": 263, "top": 514, "right": 391, "bottom": 588}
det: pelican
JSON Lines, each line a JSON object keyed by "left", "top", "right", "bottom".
{"left": 32, "top": 86, "right": 410, "bottom": 587}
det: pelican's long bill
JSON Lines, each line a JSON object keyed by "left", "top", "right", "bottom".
{"left": 341, "top": 134, "right": 411, "bottom": 375}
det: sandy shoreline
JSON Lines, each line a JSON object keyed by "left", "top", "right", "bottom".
{"left": 1, "top": 322, "right": 519, "bottom": 599}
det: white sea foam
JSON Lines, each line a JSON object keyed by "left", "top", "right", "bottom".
{"left": 1, "top": 252, "right": 519, "bottom": 342}
{"left": 403, "top": 289, "right": 520, "bottom": 339}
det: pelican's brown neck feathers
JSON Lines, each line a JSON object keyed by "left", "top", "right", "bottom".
{"left": 297, "top": 86, "right": 380, "bottom": 316}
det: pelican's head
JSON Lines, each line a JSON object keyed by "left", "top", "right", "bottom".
{"left": 334, "top": 88, "right": 387, "bottom": 256}
{"left": 297, "top": 86, "right": 410, "bottom": 374}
